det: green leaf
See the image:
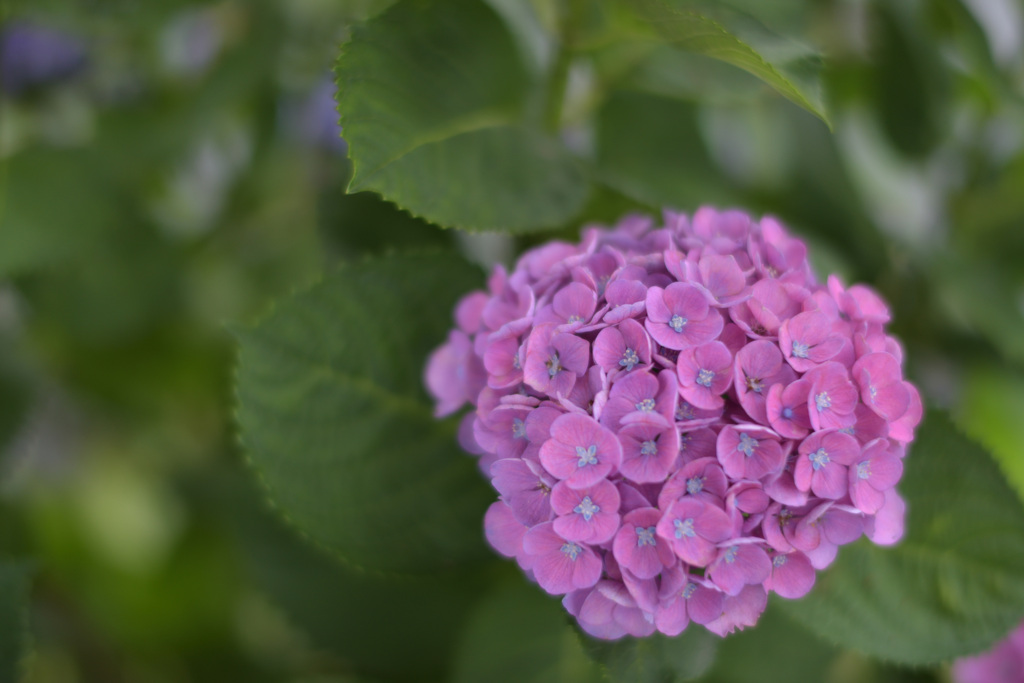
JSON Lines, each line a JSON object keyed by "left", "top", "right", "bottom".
{"left": 451, "top": 576, "right": 600, "bottom": 683}
{"left": 627, "top": 47, "right": 769, "bottom": 104}
{"left": 933, "top": 252, "right": 1024, "bottom": 367}
{"left": 0, "top": 561, "right": 33, "bottom": 683}
{"left": 696, "top": 602, "right": 837, "bottom": 683}
{"left": 960, "top": 366, "right": 1024, "bottom": 506}
{"left": 629, "top": 0, "right": 831, "bottom": 128}
{"left": 780, "top": 411, "right": 1024, "bottom": 665}
{"left": 225, "top": 469, "right": 491, "bottom": 683}
{"left": 582, "top": 627, "right": 719, "bottom": 682}
{"left": 316, "top": 160, "right": 453, "bottom": 261}
{"left": 869, "top": 4, "right": 948, "bottom": 159}
{"left": 235, "top": 250, "right": 494, "bottom": 575}
{"left": 595, "top": 90, "right": 734, "bottom": 209}
{"left": 336, "top": 0, "right": 588, "bottom": 232}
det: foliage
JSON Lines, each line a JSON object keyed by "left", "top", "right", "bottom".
{"left": 1, "top": 0, "right": 1023, "bottom": 681}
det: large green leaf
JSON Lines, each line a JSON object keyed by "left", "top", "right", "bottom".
{"left": 336, "top": 0, "right": 588, "bottom": 232}
{"left": 781, "top": 411, "right": 1024, "bottom": 664}
{"left": 696, "top": 603, "right": 836, "bottom": 683}
{"left": 224, "top": 469, "right": 491, "bottom": 683}
{"left": 630, "top": 0, "right": 831, "bottom": 128}
{"left": 235, "top": 250, "right": 494, "bottom": 575}
{"left": 595, "top": 89, "right": 734, "bottom": 209}
{"left": 582, "top": 627, "right": 719, "bottom": 682}
{"left": 0, "top": 562, "right": 32, "bottom": 683}
{"left": 451, "top": 577, "right": 600, "bottom": 683}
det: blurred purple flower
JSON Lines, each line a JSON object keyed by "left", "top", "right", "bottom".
{"left": 0, "top": 21, "right": 87, "bottom": 95}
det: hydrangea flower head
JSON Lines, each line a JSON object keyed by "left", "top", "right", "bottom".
{"left": 426, "top": 207, "right": 922, "bottom": 639}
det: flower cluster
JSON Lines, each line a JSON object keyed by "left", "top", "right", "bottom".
{"left": 953, "top": 621, "right": 1024, "bottom": 683}
{"left": 426, "top": 208, "right": 921, "bottom": 639}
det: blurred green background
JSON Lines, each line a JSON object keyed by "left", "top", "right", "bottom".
{"left": 1, "top": 0, "right": 1023, "bottom": 681}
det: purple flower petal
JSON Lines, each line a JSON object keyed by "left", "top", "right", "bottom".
{"left": 613, "top": 507, "right": 676, "bottom": 579}
{"left": 540, "top": 413, "right": 622, "bottom": 488}
{"left": 765, "top": 551, "right": 815, "bottom": 599}
{"left": 523, "top": 522, "right": 602, "bottom": 595}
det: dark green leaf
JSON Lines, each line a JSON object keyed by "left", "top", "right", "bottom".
{"left": 933, "top": 252, "right": 1024, "bottom": 367}
{"left": 869, "top": 5, "right": 948, "bottom": 159}
{"left": 451, "top": 577, "right": 600, "bottom": 683}
{"left": 630, "top": 0, "right": 831, "bottom": 128}
{"left": 235, "top": 250, "right": 494, "bottom": 574}
{"left": 226, "top": 470, "right": 491, "bottom": 683}
{"left": 596, "top": 90, "right": 734, "bottom": 209}
{"left": 583, "top": 627, "right": 719, "bottom": 682}
{"left": 316, "top": 160, "right": 452, "bottom": 260}
{"left": 0, "top": 561, "right": 33, "bottom": 683}
{"left": 696, "top": 602, "right": 836, "bottom": 683}
{"left": 336, "top": 0, "right": 588, "bottom": 231}
{"left": 780, "top": 411, "right": 1024, "bottom": 664}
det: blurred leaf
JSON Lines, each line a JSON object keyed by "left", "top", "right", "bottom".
{"left": 451, "top": 578, "right": 600, "bottom": 683}
{"left": 781, "top": 411, "right": 1024, "bottom": 665}
{"left": 226, "top": 471, "right": 492, "bottom": 683}
{"left": 960, "top": 366, "right": 1024, "bottom": 506}
{"left": 595, "top": 89, "right": 733, "bottom": 210}
{"left": 933, "top": 252, "right": 1024, "bottom": 367}
{"left": 696, "top": 602, "right": 837, "bottom": 683}
{"left": 0, "top": 148, "right": 117, "bottom": 277}
{"left": 17, "top": 224, "right": 181, "bottom": 346}
{"left": 627, "top": 46, "right": 769, "bottom": 104}
{"left": 630, "top": 0, "right": 831, "bottom": 128}
{"left": 0, "top": 561, "right": 33, "bottom": 683}
{"left": 336, "top": 0, "right": 588, "bottom": 232}
{"left": 951, "top": 155, "right": 1024, "bottom": 265}
{"left": 235, "top": 250, "right": 494, "bottom": 575}
{"left": 0, "top": 350, "right": 31, "bottom": 462}
{"left": 869, "top": 5, "right": 947, "bottom": 159}
{"left": 482, "top": 0, "right": 556, "bottom": 75}
{"left": 582, "top": 627, "right": 719, "bottom": 682}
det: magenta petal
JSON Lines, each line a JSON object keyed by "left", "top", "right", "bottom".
{"left": 551, "top": 479, "right": 621, "bottom": 544}
{"left": 708, "top": 543, "right": 771, "bottom": 596}
{"left": 552, "top": 282, "right": 597, "bottom": 325}
{"left": 485, "top": 501, "right": 527, "bottom": 558}
{"left": 819, "top": 507, "right": 865, "bottom": 545}
{"left": 654, "top": 597, "right": 689, "bottom": 637}
{"left": 688, "top": 582, "right": 726, "bottom": 625}
{"left": 866, "top": 489, "right": 905, "bottom": 545}
{"left": 663, "top": 282, "right": 711, "bottom": 319}
{"left": 850, "top": 478, "right": 886, "bottom": 514}
{"left": 766, "top": 552, "right": 815, "bottom": 599}
{"left": 619, "top": 421, "right": 679, "bottom": 484}
{"left": 813, "top": 460, "right": 848, "bottom": 499}
{"left": 541, "top": 413, "right": 622, "bottom": 488}
{"left": 614, "top": 508, "right": 674, "bottom": 579}
{"left": 705, "top": 585, "right": 767, "bottom": 636}
{"left": 699, "top": 253, "right": 747, "bottom": 302}
{"left": 524, "top": 523, "right": 601, "bottom": 595}
{"left": 888, "top": 382, "right": 923, "bottom": 443}
{"left": 552, "top": 332, "right": 590, "bottom": 376}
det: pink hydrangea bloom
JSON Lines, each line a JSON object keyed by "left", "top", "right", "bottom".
{"left": 425, "top": 208, "right": 922, "bottom": 639}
